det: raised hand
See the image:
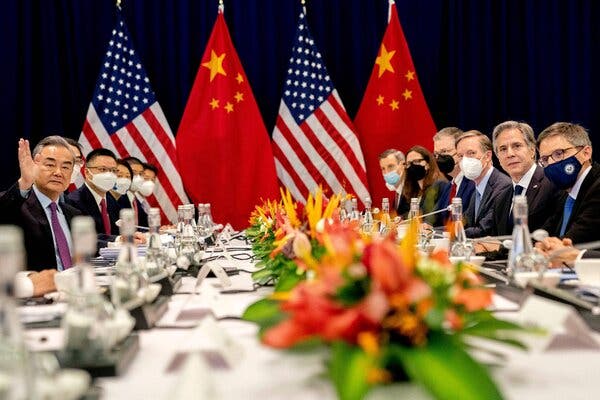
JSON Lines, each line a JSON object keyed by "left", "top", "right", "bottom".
{"left": 17, "top": 138, "right": 36, "bottom": 190}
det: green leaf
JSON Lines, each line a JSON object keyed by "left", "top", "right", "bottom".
{"left": 328, "top": 341, "right": 373, "bottom": 400}
{"left": 336, "top": 277, "right": 370, "bottom": 306}
{"left": 242, "top": 298, "right": 285, "bottom": 334}
{"left": 275, "top": 269, "right": 304, "bottom": 291}
{"left": 387, "top": 332, "right": 503, "bottom": 400}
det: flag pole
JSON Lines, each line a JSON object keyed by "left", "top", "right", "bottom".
{"left": 388, "top": 0, "right": 395, "bottom": 23}
{"left": 116, "top": 0, "right": 122, "bottom": 10}
{"left": 301, "top": 0, "right": 306, "bottom": 15}
{"left": 218, "top": 0, "right": 224, "bottom": 14}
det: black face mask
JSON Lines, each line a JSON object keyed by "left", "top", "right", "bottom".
{"left": 435, "top": 154, "right": 455, "bottom": 174}
{"left": 406, "top": 164, "right": 427, "bottom": 181}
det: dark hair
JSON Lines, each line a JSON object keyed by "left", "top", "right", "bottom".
{"left": 404, "top": 145, "right": 446, "bottom": 200}
{"left": 63, "top": 137, "right": 83, "bottom": 158}
{"left": 117, "top": 159, "right": 133, "bottom": 178}
{"left": 86, "top": 148, "right": 117, "bottom": 165}
{"left": 122, "top": 156, "right": 144, "bottom": 167}
{"left": 143, "top": 162, "right": 159, "bottom": 177}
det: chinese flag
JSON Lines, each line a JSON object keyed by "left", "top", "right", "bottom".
{"left": 176, "top": 10, "right": 279, "bottom": 230}
{"left": 354, "top": 2, "right": 437, "bottom": 208}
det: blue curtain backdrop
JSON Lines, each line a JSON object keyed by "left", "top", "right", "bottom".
{"left": 1, "top": 0, "right": 598, "bottom": 190}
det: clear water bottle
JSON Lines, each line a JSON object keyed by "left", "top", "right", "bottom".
{"left": 349, "top": 198, "right": 360, "bottom": 221}
{"left": 0, "top": 226, "right": 33, "bottom": 399}
{"left": 361, "top": 197, "right": 374, "bottom": 234}
{"left": 196, "top": 204, "right": 212, "bottom": 246}
{"left": 379, "top": 198, "right": 392, "bottom": 234}
{"left": 407, "top": 197, "right": 420, "bottom": 221}
{"left": 112, "top": 209, "right": 142, "bottom": 307}
{"left": 145, "top": 208, "right": 166, "bottom": 278}
{"left": 449, "top": 197, "right": 473, "bottom": 258}
{"left": 176, "top": 204, "right": 202, "bottom": 270}
{"left": 507, "top": 195, "right": 546, "bottom": 277}
{"left": 63, "top": 217, "right": 107, "bottom": 353}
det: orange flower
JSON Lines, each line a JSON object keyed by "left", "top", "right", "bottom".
{"left": 453, "top": 268, "right": 493, "bottom": 312}
{"left": 363, "top": 239, "right": 411, "bottom": 295}
{"left": 444, "top": 309, "right": 464, "bottom": 330}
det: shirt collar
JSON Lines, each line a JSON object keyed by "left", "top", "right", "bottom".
{"left": 85, "top": 182, "right": 105, "bottom": 206}
{"left": 513, "top": 163, "right": 537, "bottom": 190}
{"left": 568, "top": 165, "right": 592, "bottom": 199}
{"left": 385, "top": 180, "right": 404, "bottom": 194}
{"left": 453, "top": 171, "right": 464, "bottom": 187}
{"left": 32, "top": 185, "right": 55, "bottom": 211}
{"left": 475, "top": 166, "right": 494, "bottom": 196}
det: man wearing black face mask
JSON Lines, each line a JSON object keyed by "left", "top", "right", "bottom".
{"left": 537, "top": 122, "right": 600, "bottom": 244}
{"left": 433, "top": 127, "right": 475, "bottom": 212}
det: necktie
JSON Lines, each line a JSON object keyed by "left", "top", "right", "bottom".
{"left": 100, "top": 197, "right": 111, "bottom": 235}
{"left": 448, "top": 182, "right": 457, "bottom": 206}
{"left": 474, "top": 190, "right": 482, "bottom": 219}
{"left": 49, "top": 203, "right": 72, "bottom": 269}
{"left": 132, "top": 198, "right": 139, "bottom": 225}
{"left": 559, "top": 196, "right": 575, "bottom": 237}
{"left": 508, "top": 185, "right": 525, "bottom": 225}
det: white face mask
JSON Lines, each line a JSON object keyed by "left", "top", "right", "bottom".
{"left": 139, "top": 180, "right": 156, "bottom": 197}
{"left": 114, "top": 177, "right": 131, "bottom": 195}
{"left": 69, "top": 164, "right": 82, "bottom": 184}
{"left": 460, "top": 156, "right": 484, "bottom": 180}
{"left": 90, "top": 171, "right": 117, "bottom": 192}
{"left": 130, "top": 174, "right": 144, "bottom": 192}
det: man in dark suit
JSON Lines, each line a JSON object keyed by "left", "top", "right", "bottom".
{"left": 433, "top": 127, "right": 476, "bottom": 226}
{"left": 66, "top": 148, "right": 120, "bottom": 238}
{"left": 455, "top": 130, "right": 512, "bottom": 237}
{"left": 538, "top": 122, "right": 600, "bottom": 244}
{"left": 492, "top": 121, "right": 557, "bottom": 235}
{"left": 0, "top": 136, "right": 81, "bottom": 271}
{"left": 123, "top": 156, "right": 149, "bottom": 227}
{"left": 378, "top": 149, "right": 408, "bottom": 216}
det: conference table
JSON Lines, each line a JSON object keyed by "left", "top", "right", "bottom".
{"left": 21, "top": 239, "right": 600, "bottom": 400}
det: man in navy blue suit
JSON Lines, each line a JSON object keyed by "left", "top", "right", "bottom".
{"left": 491, "top": 121, "right": 556, "bottom": 235}
{"left": 0, "top": 136, "right": 81, "bottom": 272}
{"left": 433, "top": 127, "right": 475, "bottom": 226}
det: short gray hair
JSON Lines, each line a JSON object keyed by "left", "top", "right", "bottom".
{"left": 492, "top": 121, "right": 536, "bottom": 154}
{"left": 32, "top": 135, "right": 75, "bottom": 160}
{"left": 537, "top": 122, "right": 592, "bottom": 148}
{"left": 378, "top": 148, "right": 405, "bottom": 163}
{"left": 455, "top": 130, "right": 492, "bottom": 153}
{"left": 433, "top": 127, "right": 463, "bottom": 142}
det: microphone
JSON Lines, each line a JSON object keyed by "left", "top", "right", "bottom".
{"left": 398, "top": 205, "right": 452, "bottom": 225}
{"left": 482, "top": 229, "right": 549, "bottom": 250}
{"left": 115, "top": 219, "right": 149, "bottom": 231}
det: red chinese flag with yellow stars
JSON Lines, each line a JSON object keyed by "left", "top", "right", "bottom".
{"left": 353, "top": 2, "right": 437, "bottom": 207}
{"left": 176, "top": 10, "right": 279, "bottom": 229}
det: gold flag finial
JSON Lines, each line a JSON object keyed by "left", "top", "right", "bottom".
{"left": 218, "top": 0, "right": 224, "bottom": 13}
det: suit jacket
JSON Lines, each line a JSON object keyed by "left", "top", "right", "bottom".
{"left": 66, "top": 184, "right": 120, "bottom": 236}
{"left": 494, "top": 165, "right": 558, "bottom": 235}
{"left": 0, "top": 183, "right": 81, "bottom": 272}
{"left": 111, "top": 192, "right": 149, "bottom": 228}
{"left": 433, "top": 176, "right": 475, "bottom": 227}
{"left": 542, "top": 162, "right": 600, "bottom": 244}
{"left": 464, "top": 168, "right": 512, "bottom": 238}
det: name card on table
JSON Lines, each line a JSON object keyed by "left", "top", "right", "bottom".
{"left": 196, "top": 259, "right": 232, "bottom": 289}
{"left": 515, "top": 295, "right": 600, "bottom": 352}
{"left": 191, "top": 316, "right": 244, "bottom": 367}
{"left": 169, "top": 352, "right": 215, "bottom": 400}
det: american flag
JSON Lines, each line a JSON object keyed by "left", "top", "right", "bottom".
{"left": 271, "top": 11, "right": 370, "bottom": 205}
{"left": 78, "top": 11, "right": 188, "bottom": 223}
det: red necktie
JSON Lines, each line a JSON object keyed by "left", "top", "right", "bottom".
{"left": 132, "top": 198, "right": 139, "bottom": 225}
{"left": 100, "top": 197, "right": 111, "bottom": 235}
{"left": 448, "top": 182, "right": 457, "bottom": 206}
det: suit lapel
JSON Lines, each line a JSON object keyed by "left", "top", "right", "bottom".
{"left": 568, "top": 163, "right": 600, "bottom": 229}
{"left": 24, "top": 191, "right": 53, "bottom": 239}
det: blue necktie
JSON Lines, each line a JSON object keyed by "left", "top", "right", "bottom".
{"left": 508, "top": 185, "right": 525, "bottom": 225}
{"left": 559, "top": 196, "right": 575, "bottom": 237}
{"left": 474, "top": 190, "right": 482, "bottom": 219}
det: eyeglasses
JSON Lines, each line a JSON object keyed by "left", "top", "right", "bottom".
{"left": 407, "top": 158, "right": 426, "bottom": 166}
{"left": 87, "top": 165, "right": 118, "bottom": 174}
{"left": 433, "top": 150, "right": 455, "bottom": 158}
{"left": 538, "top": 146, "right": 582, "bottom": 167}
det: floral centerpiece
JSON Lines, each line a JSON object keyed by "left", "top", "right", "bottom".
{"left": 244, "top": 211, "right": 527, "bottom": 400}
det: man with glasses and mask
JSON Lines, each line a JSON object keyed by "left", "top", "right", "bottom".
{"left": 378, "top": 149, "right": 408, "bottom": 215}
{"left": 433, "top": 127, "right": 475, "bottom": 212}
{"left": 491, "top": 121, "right": 556, "bottom": 235}
{"left": 536, "top": 122, "right": 600, "bottom": 244}
{"left": 0, "top": 136, "right": 81, "bottom": 272}
{"left": 66, "top": 148, "right": 120, "bottom": 237}
{"left": 456, "top": 130, "right": 512, "bottom": 237}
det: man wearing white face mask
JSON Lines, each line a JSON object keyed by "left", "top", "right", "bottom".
{"left": 66, "top": 148, "right": 120, "bottom": 236}
{"left": 455, "top": 130, "right": 512, "bottom": 237}
{"left": 122, "top": 156, "right": 149, "bottom": 227}
{"left": 64, "top": 138, "right": 84, "bottom": 193}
